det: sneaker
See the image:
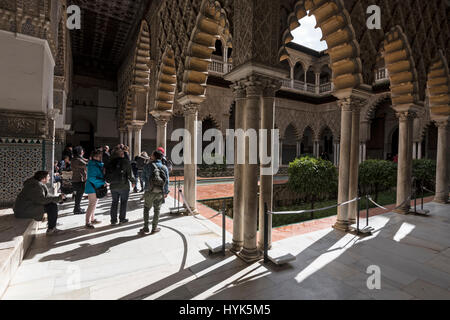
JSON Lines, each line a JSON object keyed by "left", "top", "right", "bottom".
{"left": 91, "top": 219, "right": 102, "bottom": 225}
{"left": 119, "top": 219, "right": 129, "bottom": 224}
{"left": 138, "top": 227, "right": 150, "bottom": 235}
{"left": 151, "top": 227, "right": 161, "bottom": 234}
{"left": 74, "top": 209, "right": 86, "bottom": 215}
{"left": 46, "top": 228, "right": 61, "bottom": 236}
{"left": 111, "top": 221, "right": 118, "bottom": 226}
{"left": 85, "top": 223, "right": 95, "bottom": 229}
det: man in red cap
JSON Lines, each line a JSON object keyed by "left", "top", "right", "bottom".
{"left": 157, "top": 147, "right": 173, "bottom": 172}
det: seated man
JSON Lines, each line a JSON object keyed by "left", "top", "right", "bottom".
{"left": 13, "top": 171, "right": 65, "bottom": 235}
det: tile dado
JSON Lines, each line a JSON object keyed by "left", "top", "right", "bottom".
{"left": 0, "top": 139, "right": 53, "bottom": 208}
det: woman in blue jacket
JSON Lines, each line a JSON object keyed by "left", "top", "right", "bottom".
{"left": 84, "top": 149, "right": 106, "bottom": 228}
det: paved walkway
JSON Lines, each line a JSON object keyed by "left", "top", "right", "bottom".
{"left": 2, "top": 191, "right": 450, "bottom": 300}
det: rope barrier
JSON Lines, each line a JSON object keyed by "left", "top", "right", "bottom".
{"left": 178, "top": 189, "right": 224, "bottom": 221}
{"left": 268, "top": 197, "right": 361, "bottom": 216}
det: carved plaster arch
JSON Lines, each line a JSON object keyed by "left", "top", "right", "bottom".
{"left": 280, "top": 0, "right": 363, "bottom": 93}
{"left": 383, "top": 25, "right": 420, "bottom": 106}
{"left": 426, "top": 49, "right": 450, "bottom": 118}
{"left": 180, "top": 0, "right": 231, "bottom": 99}
{"left": 154, "top": 47, "right": 177, "bottom": 111}
{"left": 361, "top": 92, "right": 392, "bottom": 121}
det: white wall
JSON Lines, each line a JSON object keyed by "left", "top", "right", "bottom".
{"left": 0, "top": 30, "right": 55, "bottom": 113}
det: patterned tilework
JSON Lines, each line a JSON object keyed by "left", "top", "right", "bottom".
{"left": 0, "top": 139, "right": 47, "bottom": 207}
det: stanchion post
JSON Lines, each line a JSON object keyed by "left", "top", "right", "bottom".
{"left": 421, "top": 183, "right": 424, "bottom": 210}
{"left": 366, "top": 195, "right": 369, "bottom": 227}
{"left": 173, "top": 176, "right": 177, "bottom": 209}
{"left": 264, "top": 203, "right": 269, "bottom": 263}
{"left": 414, "top": 179, "right": 417, "bottom": 214}
{"left": 222, "top": 200, "right": 226, "bottom": 256}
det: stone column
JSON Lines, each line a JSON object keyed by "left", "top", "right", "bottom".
{"left": 394, "top": 111, "right": 415, "bottom": 214}
{"left": 296, "top": 141, "right": 301, "bottom": 157}
{"left": 412, "top": 142, "right": 417, "bottom": 160}
{"left": 279, "top": 140, "right": 283, "bottom": 165}
{"left": 119, "top": 129, "right": 124, "bottom": 145}
{"left": 133, "top": 126, "right": 142, "bottom": 158}
{"left": 240, "top": 79, "right": 262, "bottom": 263}
{"left": 154, "top": 115, "right": 170, "bottom": 151}
{"left": 183, "top": 104, "right": 199, "bottom": 213}
{"left": 127, "top": 126, "right": 133, "bottom": 157}
{"left": 231, "top": 84, "right": 246, "bottom": 252}
{"left": 417, "top": 142, "right": 422, "bottom": 159}
{"left": 290, "top": 65, "right": 294, "bottom": 88}
{"left": 313, "top": 140, "right": 320, "bottom": 157}
{"left": 434, "top": 119, "right": 449, "bottom": 203}
{"left": 315, "top": 73, "right": 320, "bottom": 94}
{"left": 258, "top": 80, "right": 279, "bottom": 251}
{"left": 334, "top": 98, "right": 353, "bottom": 231}
{"left": 348, "top": 108, "right": 361, "bottom": 224}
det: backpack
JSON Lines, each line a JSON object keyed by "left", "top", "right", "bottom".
{"left": 149, "top": 162, "right": 167, "bottom": 192}
{"left": 105, "top": 159, "right": 126, "bottom": 185}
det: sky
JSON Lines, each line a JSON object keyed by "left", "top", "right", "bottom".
{"left": 291, "top": 13, "right": 328, "bottom": 52}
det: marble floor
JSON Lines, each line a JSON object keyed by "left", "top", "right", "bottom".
{"left": 2, "top": 193, "right": 450, "bottom": 300}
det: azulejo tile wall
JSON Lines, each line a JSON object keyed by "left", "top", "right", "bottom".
{"left": 0, "top": 138, "right": 52, "bottom": 208}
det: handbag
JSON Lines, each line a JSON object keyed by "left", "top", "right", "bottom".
{"left": 89, "top": 181, "right": 108, "bottom": 199}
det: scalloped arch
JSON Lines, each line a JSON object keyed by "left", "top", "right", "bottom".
{"left": 279, "top": 0, "right": 363, "bottom": 93}
{"left": 383, "top": 25, "right": 420, "bottom": 106}
{"left": 155, "top": 47, "right": 177, "bottom": 111}
{"left": 427, "top": 49, "right": 450, "bottom": 117}
{"left": 180, "top": 0, "right": 231, "bottom": 99}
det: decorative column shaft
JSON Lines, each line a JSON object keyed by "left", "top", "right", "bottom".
{"left": 334, "top": 98, "right": 352, "bottom": 231}
{"left": 258, "top": 81, "right": 279, "bottom": 251}
{"left": 232, "top": 84, "right": 246, "bottom": 252}
{"left": 133, "top": 126, "right": 142, "bottom": 158}
{"left": 183, "top": 104, "right": 199, "bottom": 213}
{"left": 240, "top": 80, "right": 262, "bottom": 263}
{"left": 127, "top": 126, "right": 133, "bottom": 157}
{"left": 435, "top": 120, "right": 449, "bottom": 203}
{"left": 395, "top": 111, "right": 415, "bottom": 213}
{"left": 155, "top": 115, "right": 170, "bottom": 151}
{"left": 348, "top": 108, "right": 361, "bottom": 223}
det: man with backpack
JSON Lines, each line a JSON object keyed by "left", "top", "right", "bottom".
{"left": 105, "top": 148, "right": 136, "bottom": 225}
{"left": 139, "top": 150, "right": 169, "bottom": 235}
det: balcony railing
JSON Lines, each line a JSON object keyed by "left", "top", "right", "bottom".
{"left": 375, "top": 68, "right": 389, "bottom": 81}
{"left": 208, "top": 58, "right": 333, "bottom": 95}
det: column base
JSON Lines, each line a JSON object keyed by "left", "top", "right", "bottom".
{"left": 238, "top": 247, "right": 262, "bottom": 264}
{"left": 230, "top": 241, "right": 243, "bottom": 253}
{"left": 332, "top": 220, "right": 351, "bottom": 232}
{"left": 393, "top": 206, "right": 412, "bottom": 215}
{"left": 184, "top": 206, "right": 198, "bottom": 216}
{"left": 433, "top": 197, "right": 449, "bottom": 204}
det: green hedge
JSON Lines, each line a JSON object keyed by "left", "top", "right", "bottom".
{"left": 412, "top": 159, "right": 436, "bottom": 191}
{"left": 359, "top": 159, "right": 397, "bottom": 201}
{"left": 288, "top": 156, "right": 338, "bottom": 207}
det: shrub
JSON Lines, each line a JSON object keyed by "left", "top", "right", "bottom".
{"left": 287, "top": 156, "right": 338, "bottom": 213}
{"left": 412, "top": 159, "right": 436, "bottom": 191}
{"left": 359, "top": 159, "right": 397, "bottom": 202}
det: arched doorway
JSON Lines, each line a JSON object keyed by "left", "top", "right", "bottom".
{"left": 301, "top": 127, "right": 314, "bottom": 156}
{"left": 72, "top": 119, "right": 95, "bottom": 157}
{"left": 282, "top": 124, "right": 298, "bottom": 165}
{"left": 319, "top": 126, "right": 333, "bottom": 161}
{"left": 366, "top": 101, "right": 397, "bottom": 160}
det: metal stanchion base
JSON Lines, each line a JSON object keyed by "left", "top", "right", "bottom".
{"left": 412, "top": 209, "right": 430, "bottom": 216}
{"left": 265, "top": 249, "right": 296, "bottom": 266}
{"left": 205, "top": 239, "right": 232, "bottom": 254}
{"left": 348, "top": 226, "right": 374, "bottom": 237}
{"left": 169, "top": 207, "right": 186, "bottom": 214}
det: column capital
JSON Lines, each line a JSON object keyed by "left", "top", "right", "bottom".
{"left": 231, "top": 83, "right": 246, "bottom": 99}
{"left": 396, "top": 111, "right": 416, "bottom": 121}
{"left": 337, "top": 96, "right": 367, "bottom": 111}
{"left": 183, "top": 103, "right": 200, "bottom": 115}
{"left": 435, "top": 118, "right": 450, "bottom": 128}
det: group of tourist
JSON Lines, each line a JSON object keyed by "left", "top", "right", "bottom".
{"left": 13, "top": 143, "right": 171, "bottom": 236}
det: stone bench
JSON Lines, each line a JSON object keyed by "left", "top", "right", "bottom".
{"left": 0, "top": 209, "right": 38, "bottom": 298}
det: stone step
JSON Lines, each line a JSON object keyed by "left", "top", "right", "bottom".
{"left": 0, "top": 209, "right": 38, "bottom": 298}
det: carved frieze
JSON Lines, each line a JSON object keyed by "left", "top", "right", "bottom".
{"left": 0, "top": 109, "right": 49, "bottom": 138}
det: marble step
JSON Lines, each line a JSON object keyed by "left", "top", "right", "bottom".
{"left": 0, "top": 209, "right": 38, "bottom": 299}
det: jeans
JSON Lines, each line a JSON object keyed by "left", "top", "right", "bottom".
{"left": 143, "top": 191, "right": 164, "bottom": 230}
{"left": 72, "top": 181, "right": 86, "bottom": 213}
{"left": 44, "top": 203, "right": 58, "bottom": 229}
{"left": 110, "top": 189, "right": 130, "bottom": 223}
